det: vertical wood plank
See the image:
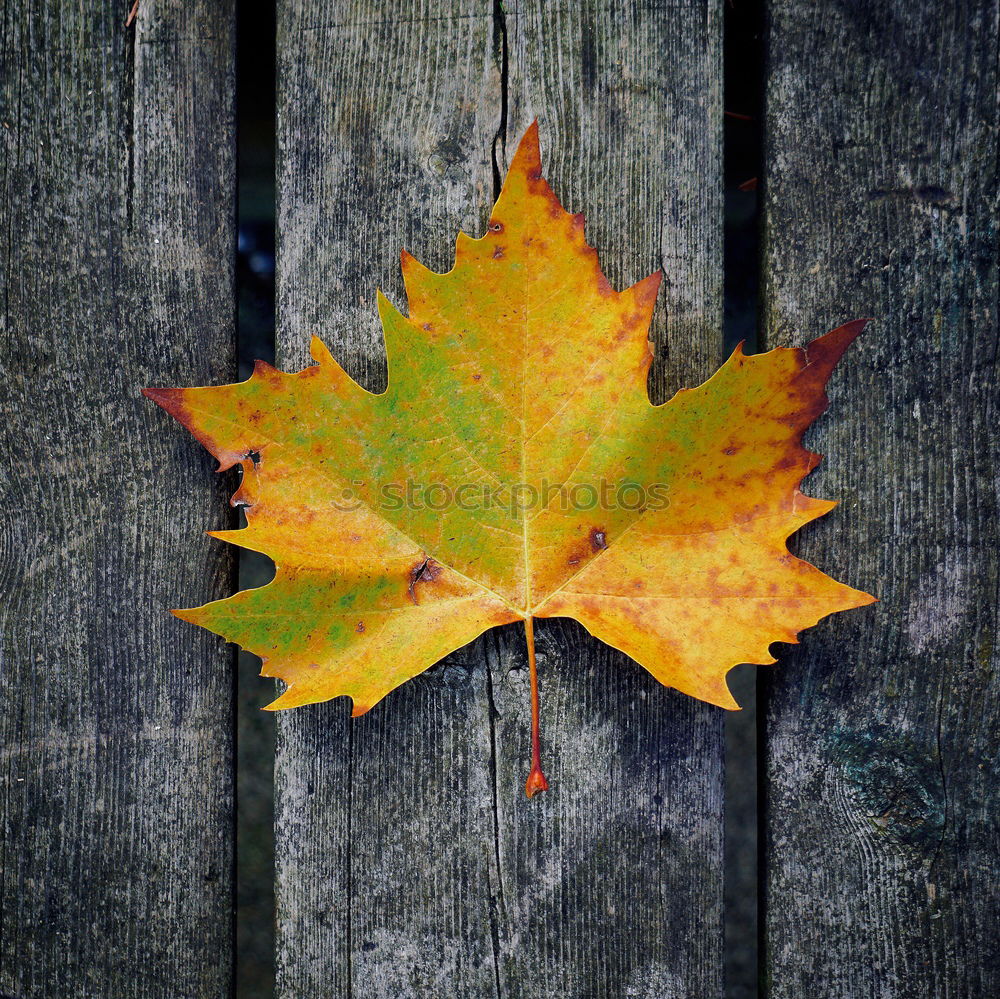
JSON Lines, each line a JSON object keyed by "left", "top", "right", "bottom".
{"left": 761, "top": 2, "right": 999, "bottom": 995}
{"left": 275, "top": 1, "right": 723, "bottom": 995}
{"left": 274, "top": 3, "right": 504, "bottom": 996}
{"left": 0, "top": 2, "right": 237, "bottom": 998}
{"left": 492, "top": 2, "right": 725, "bottom": 995}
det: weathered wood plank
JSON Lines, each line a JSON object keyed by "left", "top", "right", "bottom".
{"left": 274, "top": 3, "right": 503, "bottom": 995}
{"left": 275, "top": 2, "right": 724, "bottom": 996}
{"left": 761, "top": 1, "right": 999, "bottom": 995}
{"left": 492, "top": 2, "right": 725, "bottom": 995}
{"left": 0, "top": 3, "right": 236, "bottom": 997}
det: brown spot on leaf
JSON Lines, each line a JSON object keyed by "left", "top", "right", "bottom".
{"left": 489, "top": 220, "right": 504, "bottom": 233}
{"left": 590, "top": 528, "right": 608, "bottom": 552}
{"left": 356, "top": 621, "right": 366, "bottom": 633}
{"left": 492, "top": 245, "right": 505, "bottom": 259}
{"left": 774, "top": 453, "right": 803, "bottom": 471}
{"left": 408, "top": 557, "right": 443, "bottom": 604}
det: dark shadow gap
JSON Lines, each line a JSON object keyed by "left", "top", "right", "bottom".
{"left": 236, "top": 1, "right": 277, "bottom": 997}
{"left": 723, "top": 0, "right": 765, "bottom": 997}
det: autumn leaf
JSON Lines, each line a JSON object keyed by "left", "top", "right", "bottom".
{"left": 144, "top": 123, "right": 874, "bottom": 796}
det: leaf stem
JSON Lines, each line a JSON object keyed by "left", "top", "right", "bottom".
{"left": 524, "top": 616, "right": 549, "bottom": 798}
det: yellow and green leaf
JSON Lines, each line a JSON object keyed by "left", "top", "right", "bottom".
{"left": 145, "top": 123, "right": 874, "bottom": 794}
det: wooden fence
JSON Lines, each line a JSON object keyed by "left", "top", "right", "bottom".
{"left": 2, "top": 1, "right": 996, "bottom": 997}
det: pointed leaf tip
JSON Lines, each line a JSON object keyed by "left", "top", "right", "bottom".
{"left": 510, "top": 119, "right": 542, "bottom": 179}
{"left": 141, "top": 385, "right": 185, "bottom": 418}
{"left": 631, "top": 270, "right": 663, "bottom": 305}
{"left": 804, "top": 318, "right": 870, "bottom": 381}
{"left": 309, "top": 336, "right": 335, "bottom": 367}
{"left": 376, "top": 288, "right": 403, "bottom": 325}
{"left": 718, "top": 685, "right": 742, "bottom": 712}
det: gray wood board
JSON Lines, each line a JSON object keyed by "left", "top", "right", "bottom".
{"left": 0, "top": 3, "right": 237, "bottom": 996}
{"left": 274, "top": 1, "right": 725, "bottom": 996}
{"left": 761, "top": 1, "right": 999, "bottom": 995}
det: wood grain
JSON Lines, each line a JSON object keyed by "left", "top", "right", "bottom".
{"left": 496, "top": 2, "right": 725, "bottom": 995}
{"left": 0, "top": 3, "right": 236, "bottom": 996}
{"left": 274, "top": 1, "right": 724, "bottom": 996}
{"left": 275, "top": 3, "right": 502, "bottom": 995}
{"left": 761, "top": 1, "right": 999, "bottom": 995}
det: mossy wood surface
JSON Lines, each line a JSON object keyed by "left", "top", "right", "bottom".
{"left": 762, "top": 1, "right": 999, "bottom": 996}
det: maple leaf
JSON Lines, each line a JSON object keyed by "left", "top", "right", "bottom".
{"left": 145, "top": 123, "right": 874, "bottom": 796}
